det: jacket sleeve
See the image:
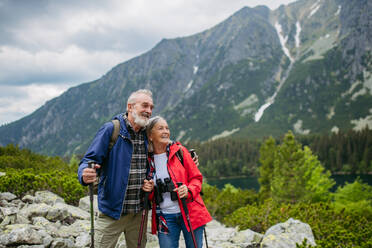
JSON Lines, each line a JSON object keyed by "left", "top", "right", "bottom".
{"left": 77, "top": 122, "right": 114, "bottom": 186}
{"left": 182, "top": 146, "right": 203, "bottom": 202}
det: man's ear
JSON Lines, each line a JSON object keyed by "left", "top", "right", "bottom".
{"left": 127, "top": 103, "right": 133, "bottom": 112}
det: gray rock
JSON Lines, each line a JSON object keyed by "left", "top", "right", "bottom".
{"left": 46, "top": 203, "right": 71, "bottom": 222}
{"left": 18, "top": 203, "right": 52, "bottom": 220}
{"left": 0, "top": 226, "right": 43, "bottom": 246}
{"left": 50, "top": 237, "right": 75, "bottom": 248}
{"left": 57, "top": 219, "right": 90, "bottom": 238}
{"left": 34, "top": 191, "right": 65, "bottom": 205}
{"left": 17, "top": 245, "right": 44, "bottom": 248}
{"left": 0, "top": 215, "right": 16, "bottom": 226}
{"left": 0, "top": 206, "right": 18, "bottom": 216}
{"left": 57, "top": 202, "right": 90, "bottom": 220}
{"left": 37, "top": 229, "right": 53, "bottom": 247}
{"left": 75, "top": 232, "right": 91, "bottom": 247}
{"left": 261, "top": 218, "right": 316, "bottom": 248}
{"left": 229, "top": 229, "right": 263, "bottom": 247}
{"left": 0, "top": 191, "right": 318, "bottom": 248}
{"left": 32, "top": 216, "right": 50, "bottom": 227}
{"left": 0, "top": 192, "right": 16, "bottom": 202}
{"left": 78, "top": 195, "right": 99, "bottom": 214}
{"left": 22, "top": 195, "right": 35, "bottom": 204}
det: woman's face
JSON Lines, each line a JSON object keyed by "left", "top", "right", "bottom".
{"left": 150, "top": 119, "right": 170, "bottom": 147}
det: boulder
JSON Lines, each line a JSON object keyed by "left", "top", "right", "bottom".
{"left": 261, "top": 218, "right": 316, "bottom": 248}
{"left": 229, "top": 228, "right": 263, "bottom": 247}
{"left": 34, "top": 191, "right": 65, "bottom": 205}
{"left": 78, "top": 195, "right": 99, "bottom": 214}
{"left": 0, "top": 191, "right": 318, "bottom": 248}
{"left": 0, "top": 193, "right": 16, "bottom": 202}
{"left": 0, "top": 225, "right": 43, "bottom": 246}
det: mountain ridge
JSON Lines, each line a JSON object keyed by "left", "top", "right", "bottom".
{"left": 0, "top": 0, "right": 371, "bottom": 156}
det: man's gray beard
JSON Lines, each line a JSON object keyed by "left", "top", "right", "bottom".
{"left": 132, "top": 111, "right": 149, "bottom": 127}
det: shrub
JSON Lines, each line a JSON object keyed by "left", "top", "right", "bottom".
{"left": 0, "top": 168, "right": 86, "bottom": 205}
{"left": 225, "top": 200, "right": 372, "bottom": 247}
{"left": 0, "top": 144, "right": 73, "bottom": 173}
{"left": 202, "top": 183, "right": 258, "bottom": 222}
{"left": 332, "top": 178, "right": 372, "bottom": 219}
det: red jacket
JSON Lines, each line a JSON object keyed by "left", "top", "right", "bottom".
{"left": 149, "top": 142, "right": 212, "bottom": 234}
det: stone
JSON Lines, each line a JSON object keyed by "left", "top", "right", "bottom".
{"left": 0, "top": 191, "right": 318, "bottom": 248}
{"left": 0, "top": 226, "right": 43, "bottom": 246}
{"left": 50, "top": 237, "right": 75, "bottom": 248}
{"left": 46, "top": 203, "right": 71, "bottom": 222}
{"left": 78, "top": 195, "right": 99, "bottom": 214}
{"left": 0, "top": 193, "right": 16, "bottom": 202}
{"left": 22, "top": 195, "right": 35, "bottom": 204}
{"left": 75, "top": 232, "right": 91, "bottom": 247}
{"left": 0, "top": 206, "right": 18, "bottom": 216}
{"left": 229, "top": 228, "right": 263, "bottom": 247}
{"left": 261, "top": 218, "right": 316, "bottom": 248}
{"left": 18, "top": 203, "right": 52, "bottom": 220}
{"left": 34, "top": 191, "right": 65, "bottom": 205}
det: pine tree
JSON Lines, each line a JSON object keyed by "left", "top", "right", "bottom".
{"left": 268, "top": 131, "right": 335, "bottom": 203}
{"left": 258, "top": 136, "right": 276, "bottom": 200}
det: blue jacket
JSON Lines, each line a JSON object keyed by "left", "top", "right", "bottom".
{"left": 77, "top": 113, "right": 148, "bottom": 220}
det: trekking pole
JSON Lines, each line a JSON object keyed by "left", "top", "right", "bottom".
{"left": 137, "top": 190, "right": 149, "bottom": 248}
{"left": 204, "top": 226, "right": 209, "bottom": 248}
{"left": 190, "top": 150, "right": 208, "bottom": 248}
{"left": 177, "top": 182, "right": 198, "bottom": 248}
{"left": 87, "top": 161, "right": 95, "bottom": 248}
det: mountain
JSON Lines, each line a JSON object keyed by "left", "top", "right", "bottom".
{"left": 0, "top": 0, "right": 371, "bottom": 156}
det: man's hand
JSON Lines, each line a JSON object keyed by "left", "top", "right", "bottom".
{"left": 82, "top": 163, "right": 101, "bottom": 184}
{"left": 174, "top": 184, "right": 188, "bottom": 199}
{"left": 142, "top": 179, "right": 154, "bottom": 192}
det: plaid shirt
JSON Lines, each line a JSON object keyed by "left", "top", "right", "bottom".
{"left": 122, "top": 114, "right": 147, "bottom": 214}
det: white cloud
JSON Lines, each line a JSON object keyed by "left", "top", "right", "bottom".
{"left": 0, "top": 0, "right": 298, "bottom": 125}
{"left": 0, "top": 84, "right": 68, "bottom": 125}
{"left": 0, "top": 45, "right": 134, "bottom": 85}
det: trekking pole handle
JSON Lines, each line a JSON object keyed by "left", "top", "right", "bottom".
{"left": 88, "top": 160, "right": 95, "bottom": 169}
{"left": 176, "top": 182, "right": 189, "bottom": 215}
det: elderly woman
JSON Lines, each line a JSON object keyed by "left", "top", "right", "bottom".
{"left": 146, "top": 116, "right": 212, "bottom": 248}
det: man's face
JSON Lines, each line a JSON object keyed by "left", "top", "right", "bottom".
{"left": 128, "top": 94, "right": 154, "bottom": 127}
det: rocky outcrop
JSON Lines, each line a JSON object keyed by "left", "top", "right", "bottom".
{"left": 0, "top": 191, "right": 316, "bottom": 247}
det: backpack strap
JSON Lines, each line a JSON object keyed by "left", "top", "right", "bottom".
{"left": 109, "top": 119, "right": 120, "bottom": 150}
{"left": 175, "top": 144, "right": 184, "bottom": 166}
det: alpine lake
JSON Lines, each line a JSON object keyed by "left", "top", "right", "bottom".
{"left": 206, "top": 174, "right": 372, "bottom": 192}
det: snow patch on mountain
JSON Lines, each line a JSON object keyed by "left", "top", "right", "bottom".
{"left": 274, "top": 22, "right": 293, "bottom": 62}
{"left": 293, "top": 120, "right": 310, "bottom": 135}
{"left": 351, "top": 109, "right": 372, "bottom": 131}
{"left": 309, "top": 0, "right": 321, "bottom": 18}
{"left": 210, "top": 128, "right": 240, "bottom": 141}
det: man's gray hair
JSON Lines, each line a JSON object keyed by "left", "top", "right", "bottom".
{"left": 127, "top": 89, "right": 153, "bottom": 110}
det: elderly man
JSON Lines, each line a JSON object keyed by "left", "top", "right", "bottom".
{"left": 78, "top": 89, "right": 155, "bottom": 248}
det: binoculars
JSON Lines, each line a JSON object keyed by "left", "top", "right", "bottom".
{"left": 155, "top": 177, "right": 178, "bottom": 204}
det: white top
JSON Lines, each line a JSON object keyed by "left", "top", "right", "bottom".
{"left": 154, "top": 153, "right": 180, "bottom": 214}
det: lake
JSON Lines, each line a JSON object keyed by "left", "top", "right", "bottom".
{"left": 206, "top": 174, "right": 372, "bottom": 191}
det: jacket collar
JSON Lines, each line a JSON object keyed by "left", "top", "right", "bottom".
{"left": 166, "top": 141, "right": 182, "bottom": 160}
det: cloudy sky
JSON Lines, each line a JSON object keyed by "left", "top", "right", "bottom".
{"left": 0, "top": 0, "right": 297, "bottom": 126}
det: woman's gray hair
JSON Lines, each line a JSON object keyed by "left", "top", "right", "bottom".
{"left": 126, "top": 89, "right": 153, "bottom": 110}
{"left": 146, "top": 116, "right": 168, "bottom": 153}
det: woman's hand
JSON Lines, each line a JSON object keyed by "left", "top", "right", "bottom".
{"left": 142, "top": 179, "right": 154, "bottom": 192}
{"left": 174, "top": 184, "right": 188, "bottom": 199}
